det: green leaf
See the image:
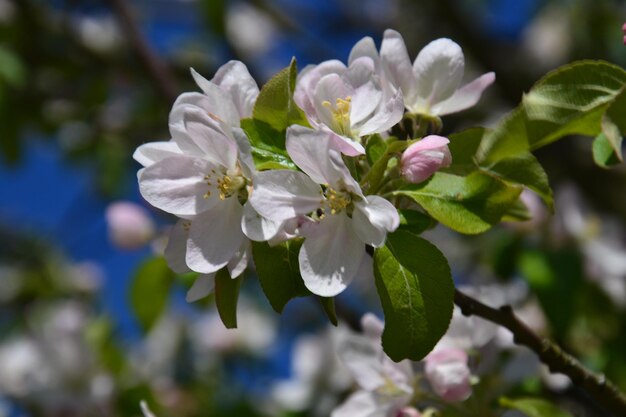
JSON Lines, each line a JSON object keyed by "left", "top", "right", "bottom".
{"left": 366, "top": 134, "right": 387, "bottom": 165}
{"left": 500, "top": 397, "right": 574, "bottom": 417}
{"left": 240, "top": 118, "right": 296, "bottom": 170}
{"left": 398, "top": 209, "right": 436, "bottom": 235}
{"left": 253, "top": 58, "right": 308, "bottom": 132}
{"left": 592, "top": 132, "right": 622, "bottom": 168}
{"left": 130, "top": 257, "right": 175, "bottom": 331}
{"left": 484, "top": 153, "right": 553, "bottom": 211}
{"left": 477, "top": 61, "right": 626, "bottom": 163}
{"left": 0, "top": 46, "right": 26, "bottom": 87}
{"left": 319, "top": 297, "right": 338, "bottom": 326}
{"left": 252, "top": 240, "right": 310, "bottom": 313}
{"left": 446, "top": 127, "right": 486, "bottom": 174}
{"left": 215, "top": 268, "right": 243, "bottom": 328}
{"left": 361, "top": 139, "right": 407, "bottom": 195}
{"left": 395, "top": 171, "right": 523, "bottom": 234}
{"left": 597, "top": 86, "right": 626, "bottom": 166}
{"left": 374, "top": 231, "right": 454, "bottom": 361}
{"left": 502, "top": 196, "right": 533, "bottom": 222}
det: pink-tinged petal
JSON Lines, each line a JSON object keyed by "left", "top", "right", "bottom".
{"left": 241, "top": 201, "right": 283, "bottom": 241}
{"left": 380, "top": 29, "right": 416, "bottom": 101}
{"left": 350, "top": 80, "right": 382, "bottom": 126}
{"left": 331, "top": 391, "right": 390, "bottom": 417}
{"left": 227, "top": 241, "right": 250, "bottom": 278}
{"left": 401, "top": 135, "right": 452, "bottom": 183}
{"left": 313, "top": 74, "right": 354, "bottom": 133}
{"left": 294, "top": 60, "right": 346, "bottom": 117}
{"left": 185, "top": 198, "right": 245, "bottom": 274}
{"left": 188, "top": 68, "right": 241, "bottom": 126}
{"left": 413, "top": 38, "right": 465, "bottom": 106}
{"left": 138, "top": 155, "right": 220, "bottom": 216}
{"left": 425, "top": 348, "right": 472, "bottom": 402}
{"left": 299, "top": 214, "right": 365, "bottom": 297}
{"left": 250, "top": 170, "right": 322, "bottom": 222}
{"left": 211, "top": 60, "right": 259, "bottom": 119}
{"left": 356, "top": 89, "right": 404, "bottom": 136}
{"left": 186, "top": 273, "right": 216, "bottom": 302}
{"left": 352, "top": 195, "right": 400, "bottom": 247}
{"left": 164, "top": 219, "right": 191, "bottom": 274}
{"left": 106, "top": 201, "right": 155, "bottom": 250}
{"left": 173, "top": 107, "right": 239, "bottom": 168}
{"left": 286, "top": 125, "right": 355, "bottom": 184}
{"left": 431, "top": 72, "right": 495, "bottom": 116}
{"left": 337, "top": 333, "right": 386, "bottom": 390}
{"left": 348, "top": 36, "right": 379, "bottom": 67}
{"left": 397, "top": 407, "right": 422, "bottom": 417}
{"left": 133, "top": 141, "right": 182, "bottom": 167}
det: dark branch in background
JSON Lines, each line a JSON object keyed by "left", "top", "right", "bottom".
{"left": 454, "top": 288, "right": 626, "bottom": 417}
{"left": 107, "top": 0, "right": 178, "bottom": 103}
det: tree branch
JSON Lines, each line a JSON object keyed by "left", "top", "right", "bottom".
{"left": 454, "top": 288, "right": 626, "bottom": 416}
{"left": 107, "top": 0, "right": 178, "bottom": 103}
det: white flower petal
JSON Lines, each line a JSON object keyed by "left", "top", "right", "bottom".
{"left": 211, "top": 60, "right": 259, "bottom": 119}
{"left": 338, "top": 333, "right": 386, "bottom": 391}
{"left": 175, "top": 108, "right": 239, "bottom": 169}
{"left": 327, "top": 131, "right": 366, "bottom": 156}
{"left": 348, "top": 36, "right": 379, "bottom": 67}
{"left": 352, "top": 195, "right": 399, "bottom": 247}
{"left": 164, "top": 219, "right": 191, "bottom": 274}
{"left": 138, "top": 155, "right": 220, "bottom": 216}
{"left": 133, "top": 141, "right": 182, "bottom": 167}
{"left": 299, "top": 214, "right": 365, "bottom": 297}
{"left": 331, "top": 391, "right": 385, "bottom": 417}
{"left": 250, "top": 170, "right": 322, "bottom": 222}
{"left": 186, "top": 273, "right": 216, "bottom": 302}
{"left": 361, "top": 312, "right": 384, "bottom": 341}
{"left": 188, "top": 69, "right": 240, "bottom": 126}
{"left": 227, "top": 241, "right": 250, "bottom": 278}
{"left": 356, "top": 89, "right": 404, "bottom": 136}
{"left": 185, "top": 198, "right": 245, "bottom": 274}
{"left": 231, "top": 127, "right": 255, "bottom": 176}
{"left": 431, "top": 72, "right": 495, "bottom": 116}
{"left": 343, "top": 56, "right": 376, "bottom": 89}
{"left": 350, "top": 80, "right": 382, "bottom": 127}
{"left": 380, "top": 29, "right": 416, "bottom": 101}
{"left": 294, "top": 60, "right": 346, "bottom": 118}
{"left": 241, "top": 201, "right": 282, "bottom": 241}
{"left": 286, "top": 126, "right": 353, "bottom": 184}
{"left": 413, "top": 38, "right": 465, "bottom": 106}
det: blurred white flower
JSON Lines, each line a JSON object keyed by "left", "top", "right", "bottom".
{"left": 226, "top": 3, "right": 277, "bottom": 57}
{"left": 424, "top": 348, "right": 471, "bottom": 402}
{"left": 106, "top": 201, "right": 156, "bottom": 250}
{"left": 75, "top": 15, "right": 121, "bottom": 53}
{"left": 522, "top": 5, "right": 571, "bottom": 70}
{"left": 0, "top": 338, "right": 53, "bottom": 397}
{"left": 271, "top": 327, "right": 352, "bottom": 416}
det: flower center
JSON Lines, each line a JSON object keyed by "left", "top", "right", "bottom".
{"left": 325, "top": 186, "right": 352, "bottom": 215}
{"left": 203, "top": 167, "right": 247, "bottom": 200}
{"left": 322, "top": 96, "right": 352, "bottom": 136}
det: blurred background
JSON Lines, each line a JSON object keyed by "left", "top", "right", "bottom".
{"left": 0, "top": 0, "right": 626, "bottom": 416}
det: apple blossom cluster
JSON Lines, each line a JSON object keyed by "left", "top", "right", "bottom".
{"left": 134, "top": 29, "right": 494, "bottom": 300}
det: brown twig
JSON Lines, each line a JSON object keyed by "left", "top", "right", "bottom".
{"left": 454, "top": 288, "right": 626, "bottom": 416}
{"left": 107, "top": 0, "right": 178, "bottom": 103}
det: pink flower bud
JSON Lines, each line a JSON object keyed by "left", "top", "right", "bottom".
{"left": 623, "top": 23, "right": 626, "bottom": 45}
{"left": 400, "top": 135, "right": 452, "bottom": 183}
{"left": 424, "top": 348, "right": 472, "bottom": 402}
{"left": 105, "top": 201, "right": 155, "bottom": 250}
{"left": 396, "top": 407, "right": 422, "bottom": 417}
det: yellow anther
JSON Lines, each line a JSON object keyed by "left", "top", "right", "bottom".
{"left": 325, "top": 187, "right": 351, "bottom": 215}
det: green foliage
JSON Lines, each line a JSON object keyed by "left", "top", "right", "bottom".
{"left": 251, "top": 240, "right": 310, "bottom": 313}
{"left": 477, "top": 61, "right": 626, "bottom": 164}
{"left": 130, "top": 257, "right": 175, "bottom": 332}
{"left": 319, "top": 296, "right": 338, "bottom": 326}
{"left": 365, "top": 134, "right": 387, "bottom": 165}
{"left": 252, "top": 58, "right": 308, "bottom": 132}
{"left": 397, "top": 209, "right": 436, "bottom": 235}
{"left": 241, "top": 118, "right": 296, "bottom": 170}
{"left": 396, "top": 171, "right": 522, "bottom": 234}
{"left": 215, "top": 268, "right": 242, "bottom": 329}
{"left": 500, "top": 397, "right": 574, "bottom": 417}
{"left": 374, "top": 230, "right": 454, "bottom": 361}
{"left": 592, "top": 132, "right": 622, "bottom": 168}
